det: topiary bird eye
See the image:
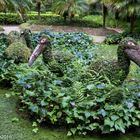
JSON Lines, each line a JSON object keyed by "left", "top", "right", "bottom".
{"left": 40, "top": 38, "right": 48, "bottom": 44}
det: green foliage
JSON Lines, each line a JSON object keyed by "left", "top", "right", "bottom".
{"left": 5, "top": 31, "right": 138, "bottom": 135}
{"left": 31, "top": 31, "right": 96, "bottom": 64}
{"left": 0, "top": 33, "right": 15, "bottom": 86}
{"left": 104, "top": 32, "right": 140, "bottom": 44}
{"left": 1, "top": 30, "right": 140, "bottom": 135}
{"left": 0, "top": 26, "right": 4, "bottom": 31}
{"left": 0, "top": 13, "right": 23, "bottom": 24}
{"left": 0, "top": 12, "right": 102, "bottom": 27}
{"left": 5, "top": 42, "right": 31, "bottom": 64}
{"left": 7, "top": 31, "right": 20, "bottom": 44}
{"left": 13, "top": 61, "right": 140, "bottom": 135}
{"left": 104, "top": 34, "right": 123, "bottom": 44}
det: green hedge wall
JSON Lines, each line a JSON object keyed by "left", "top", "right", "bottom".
{"left": 0, "top": 12, "right": 102, "bottom": 28}
{"left": 0, "top": 13, "right": 22, "bottom": 24}
{"left": 0, "top": 12, "right": 60, "bottom": 25}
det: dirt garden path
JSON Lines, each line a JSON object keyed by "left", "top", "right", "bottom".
{"left": 3, "top": 25, "right": 20, "bottom": 33}
{"left": 2, "top": 25, "right": 123, "bottom": 43}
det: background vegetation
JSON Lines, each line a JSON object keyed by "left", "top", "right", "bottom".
{"left": 0, "top": 0, "right": 140, "bottom": 32}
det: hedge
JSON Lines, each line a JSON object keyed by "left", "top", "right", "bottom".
{"left": 0, "top": 12, "right": 102, "bottom": 28}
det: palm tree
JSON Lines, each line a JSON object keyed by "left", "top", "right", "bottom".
{"left": 101, "top": 0, "right": 140, "bottom": 32}
{"left": 87, "top": 0, "right": 113, "bottom": 28}
{"left": 0, "top": 0, "right": 6, "bottom": 10}
{"left": 8, "top": 0, "right": 33, "bottom": 21}
{"left": 112, "top": 0, "right": 140, "bottom": 32}
{"left": 52, "top": 0, "right": 89, "bottom": 22}
{"left": 34, "top": 0, "right": 41, "bottom": 19}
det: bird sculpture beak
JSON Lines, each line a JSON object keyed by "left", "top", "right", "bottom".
{"left": 28, "top": 43, "right": 45, "bottom": 67}
{"left": 125, "top": 46, "right": 140, "bottom": 67}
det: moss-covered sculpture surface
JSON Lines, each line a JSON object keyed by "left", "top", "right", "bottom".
{"left": 7, "top": 31, "right": 20, "bottom": 44}
{"left": 5, "top": 42, "right": 31, "bottom": 63}
{"left": 89, "top": 37, "right": 140, "bottom": 85}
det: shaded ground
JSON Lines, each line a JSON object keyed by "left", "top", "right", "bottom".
{"left": 2, "top": 26, "right": 20, "bottom": 34}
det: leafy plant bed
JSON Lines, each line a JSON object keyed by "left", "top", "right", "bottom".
{"left": 1, "top": 30, "right": 140, "bottom": 136}
{"left": 0, "top": 89, "right": 140, "bottom": 140}
{"left": 13, "top": 62, "right": 140, "bottom": 136}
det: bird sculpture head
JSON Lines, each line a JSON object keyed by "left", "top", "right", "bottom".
{"left": 20, "top": 29, "right": 32, "bottom": 49}
{"left": 28, "top": 37, "right": 50, "bottom": 67}
{"left": 118, "top": 37, "right": 140, "bottom": 67}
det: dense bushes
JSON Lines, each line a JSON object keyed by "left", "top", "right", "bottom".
{"left": 0, "top": 13, "right": 23, "bottom": 24}
{"left": 0, "top": 33, "right": 14, "bottom": 85}
{"left": 0, "top": 32, "right": 30, "bottom": 85}
{"left": 0, "top": 12, "right": 101, "bottom": 27}
{"left": 5, "top": 42, "right": 31, "bottom": 63}
{"left": 1, "top": 31, "right": 140, "bottom": 135}
{"left": 14, "top": 63, "right": 140, "bottom": 135}
{"left": 104, "top": 32, "right": 140, "bottom": 44}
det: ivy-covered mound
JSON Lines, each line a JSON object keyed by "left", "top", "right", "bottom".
{"left": 0, "top": 33, "right": 14, "bottom": 85}
{"left": 1, "top": 31, "right": 140, "bottom": 135}
{"left": 0, "top": 32, "right": 31, "bottom": 86}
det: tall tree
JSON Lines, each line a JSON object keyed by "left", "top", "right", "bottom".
{"left": 35, "top": 0, "right": 41, "bottom": 19}
{"left": 101, "top": 0, "right": 116, "bottom": 28}
{"left": 113, "top": 0, "right": 140, "bottom": 32}
{"left": 101, "top": 0, "right": 140, "bottom": 32}
{"left": 0, "top": 0, "right": 7, "bottom": 11}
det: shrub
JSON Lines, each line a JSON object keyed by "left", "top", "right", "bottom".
{"left": 104, "top": 32, "right": 140, "bottom": 45}
{"left": 0, "top": 12, "right": 102, "bottom": 28}
{"left": 19, "top": 22, "right": 31, "bottom": 30}
{"left": 0, "top": 13, "right": 22, "bottom": 24}
{"left": 1, "top": 30, "right": 140, "bottom": 135}
{"left": 0, "top": 33, "right": 14, "bottom": 86}
{"left": 7, "top": 31, "right": 20, "bottom": 44}
{"left": 0, "top": 26, "right": 4, "bottom": 31}
{"left": 5, "top": 42, "right": 31, "bottom": 64}
{"left": 104, "top": 33, "right": 123, "bottom": 44}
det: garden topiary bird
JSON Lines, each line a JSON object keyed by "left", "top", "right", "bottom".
{"left": 5, "top": 29, "right": 32, "bottom": 64}
{"left": 29, "top": 37, "right": 140, "bottom": 84}
{"left": 28, "top": 37, "right": 73, "bottom": 76}
{"left": 20, "top": 29, "right": 33, "bottom": 50}
{"left": 89, "top": 37, "right": 140, "bottom": 85}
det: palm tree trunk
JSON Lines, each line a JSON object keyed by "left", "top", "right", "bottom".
{"left": 102, "top": 3, "right": 107, "bottom": 28}
{"left": 36, "top": 2, "right": 41, "bottom": 19}
{"left": 130, "top": 14, "right": 135, "bottom": 33}
{"left": 115, "top": 10, "right": 119, "bottom": 20}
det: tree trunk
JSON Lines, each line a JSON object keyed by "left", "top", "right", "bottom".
{"left": 102, "top": 3, "right": 107, "bottom": 28}
{"left": 115, "top": 10, "right": 119, "bottom": 20}
{"left": 63, "top": 11, "right": 68, "bottom": 22}
{"left": 18, "top": 8, "right": 27, "bottom": 22}
{"left": 130, "top": 14, "right": 135, "bottom": 33}
{"left": 37, "top": 2, "right": 41, "bottom": 19}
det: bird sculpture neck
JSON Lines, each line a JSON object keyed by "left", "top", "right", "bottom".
{"left": 117, "top": 46, "right": 130, "bottom": 77}
{"left": 42, "top": 41, "right": 52, "bottom": 64}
